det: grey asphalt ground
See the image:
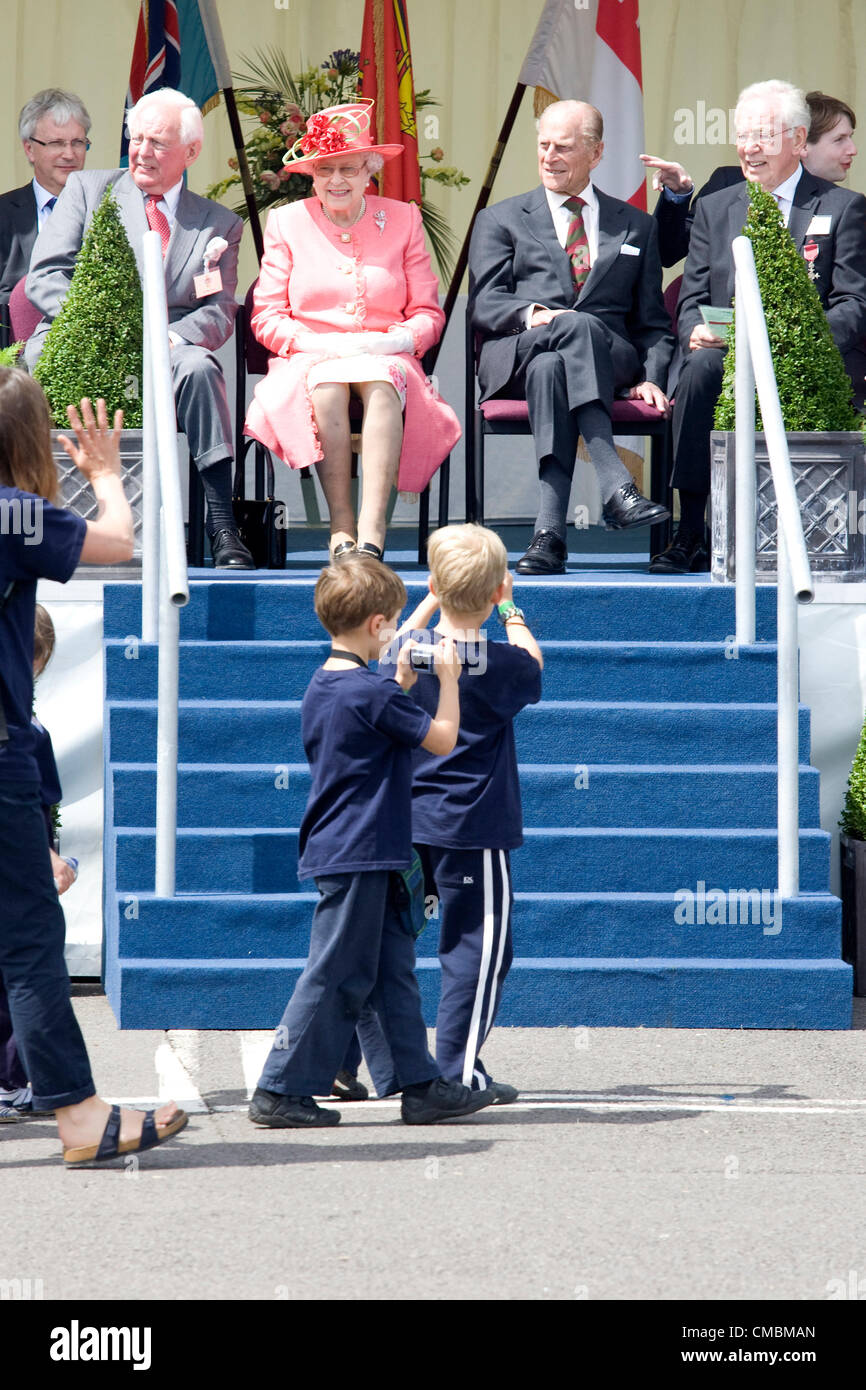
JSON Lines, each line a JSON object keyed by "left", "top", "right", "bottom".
{"left": 3, "top": 988, "right": 866, "bottom": 1304}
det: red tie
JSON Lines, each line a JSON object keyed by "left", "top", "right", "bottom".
{"left": 564, "top": 195, "right": 591, "bottom": 292}
{"left": 145, "top": 196, "right": 171, "bottom": 258}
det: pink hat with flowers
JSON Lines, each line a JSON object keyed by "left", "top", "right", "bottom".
{"left": 282, "top": 99, "right": 404, "bottom": 176}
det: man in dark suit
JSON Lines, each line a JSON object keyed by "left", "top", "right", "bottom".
{"left": 0, "top": 89, "right": 91, "bottom": 346}
{"left": 469, "top": 99, "right": 673, "bottom": 574}
{"left": 25, "top": 88, "right": 253, "bottom": 568}
{"left": 650, "top": 80, "right": 866, "bottom": 574}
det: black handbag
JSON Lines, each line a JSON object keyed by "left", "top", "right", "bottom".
{"left": 233, "top": 443, "right": 287, "bottom": 570}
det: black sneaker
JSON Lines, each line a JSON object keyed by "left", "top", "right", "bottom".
{"left": 248, "top": 1087, "right": 340, "bottom": 1128}
{"left": 486, "top": 1081, "right": 519, "bottom": 1105}
{"left": 330, "top": 1069, "right": 369, "bottom": 1101}
{"left": 649, "top": 527, "right": 709, "bottom": 574}
{"left": 401, "top": 1076, "right": 497, "bottom": 1124}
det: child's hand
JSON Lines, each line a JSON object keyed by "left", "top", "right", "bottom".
{"left": 395, "top": 639, "right": 419, "bottom": 691}
{"left": 500, "top": 570, "right": 514, "bottom": 603}
{"left": 58, "top": 398, "right": 124, "bottom": 481}
{"left": 435, "top": 636, "right": 462, "bottom": 682}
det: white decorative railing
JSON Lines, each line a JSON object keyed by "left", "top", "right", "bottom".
{"left": 140, "top": 229, "right": 189, "bottom": 896}
{"left": 732, "top": 234, "right": 813, "bottom": 897}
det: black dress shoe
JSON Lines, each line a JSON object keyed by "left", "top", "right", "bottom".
{"left": 649, "top": 527, "right": 709, "bottom": 574}
{"left": 602, "top": 482, "right": 671, "bottom": 530}
{"left": 515, "top": 528, "right": 567, "bottom": 575}
{"left": 211, "top": 529, "right": 256, "bottom": 569}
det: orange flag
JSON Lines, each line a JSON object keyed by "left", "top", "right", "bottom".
{"left": 358, "top": 0, "right": 422, "bottom": 204}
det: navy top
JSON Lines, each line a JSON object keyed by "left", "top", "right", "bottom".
{"left": 408, "top": 631, "right": 542, "bottom": 849}
{"left": 0, "top": 486, "right": 86, "bottom": 785}
{"left": 297, "top": 665, "right": 432, "bottom": 880}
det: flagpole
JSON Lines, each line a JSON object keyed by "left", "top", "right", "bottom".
{"left": 428, "top": 82, "right": 526, "bottom": 368}
{"left": 197, "top": 0, "right": 264, "bottom": 263}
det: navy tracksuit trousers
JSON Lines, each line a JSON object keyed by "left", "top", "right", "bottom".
{"left": 419, "top": 844, "right": 514, "bottom": 1090}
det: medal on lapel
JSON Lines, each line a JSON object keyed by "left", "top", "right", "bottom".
{"left": 194, "top": 236, "right": 228, "bottom": 297}
{"left": 803, "top": 241, "right": 819, "bottom": 282}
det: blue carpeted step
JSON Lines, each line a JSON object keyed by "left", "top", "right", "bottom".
{"left": 111, "top": 762, "right": 822, "bottom": 830}
{"left": 103, "top": 577, "right": 779, "bottom": 644}
{"left": 106, "top": 956, "right": 851, "bottom": 1030}
{"left": 104, "top": 638, "right": 780, "bottom": 704}
{"left": 112, "top": 825, "right": 831, "bottom": 894}
{"left": 107, "top": 700, "right": 812, "bottom": 765}
{"left": 113, "top": 891, "right": 841, "bottom": 961}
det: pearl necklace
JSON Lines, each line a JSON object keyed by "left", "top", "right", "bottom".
{"left": 320, "top": 196, "right": 366, "bottom": 231}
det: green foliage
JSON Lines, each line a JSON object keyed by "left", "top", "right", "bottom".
{"left": 34, "top": 187, "right": 142, "bottom": 428}
{"left": 0, "top": 342, "right": 24, "bottom": 367}
{"left": 714, "top": 181, "right": 860, "bottom": 433}
{"left": 841, "top": 713, "right": 866, "bottom": 838}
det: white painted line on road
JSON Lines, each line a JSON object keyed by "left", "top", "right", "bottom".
{"left": 239, "top": 1032, "right": 273, "bottom": 1100}
{"left": 154, "top": 1041, "right": 208, "bottom": 1114}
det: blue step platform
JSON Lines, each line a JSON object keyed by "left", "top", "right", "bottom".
{"left": 102, "top": 557, "right": 851, "bottom": 1029}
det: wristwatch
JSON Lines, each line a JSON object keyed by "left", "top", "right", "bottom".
{"left": 497, "top": 600, "right": 525, "bottom": 625}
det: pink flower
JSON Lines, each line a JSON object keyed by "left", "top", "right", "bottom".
{"left": 430, "top": 147, "right": 444, "bottom": 162}
{"left": 260, "top": 170, "right": 281, "bottom": 190}
{"left": 259, "top": 113, "right": 271, "bottom": 125}
{"left": 228, "top": 157, "right": 238, "bottom": 170}
{"left": 301, "top": 112, "right": 348, "bottom": 156}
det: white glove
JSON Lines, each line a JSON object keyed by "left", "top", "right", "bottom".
{"left": 357, "top": 328, "right": 415, "bottom": 355}
{"left": 293, "top": 331, "right": 367, "bottom": 357}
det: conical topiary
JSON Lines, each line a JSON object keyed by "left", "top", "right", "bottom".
{"left": 34, "top": 186, "right": 143, "bottom": 428}
{"left": 714, "top": 180, "right": 860, "bottom": 433}
{"left": 841, "top": 714, "right": 866, "bottom": 839}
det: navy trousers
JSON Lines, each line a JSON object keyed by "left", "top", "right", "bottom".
{"left": 258, "top": 870, "right": 439, "bottom": 1098}
{"left": 418, "top": 845, "right": 514, "bottom": 1090}
{"left": 0, "top": 785, "right": 94, "bottom": 1109}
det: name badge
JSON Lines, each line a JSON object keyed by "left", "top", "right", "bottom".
{"left": 806, "top": 215, "right": 832, "bottom": 236}
{"left": 194, "top": 269, "right": 223, "bottom": 298}
{"left": 620, "top": 243, "right": 641, "bottom": 256}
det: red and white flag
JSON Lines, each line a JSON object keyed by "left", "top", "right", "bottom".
{"left": 519, "top": 0, "right": 646, "bottom": 209}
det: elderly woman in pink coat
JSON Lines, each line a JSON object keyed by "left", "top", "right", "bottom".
{"left": 244, "top": 101, "right": 461, "bottom": 562}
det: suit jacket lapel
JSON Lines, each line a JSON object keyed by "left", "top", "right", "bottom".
{"left": 788, "top": 171, "right": 819, "bottom": 249}
{"left": 579, "top": 189, "right": 627, "bottom": 301}
{"left": 114, "top": 172, "right": 150, "bottom": 279}
{"left": 724, "top": 185, "right": 751, "bottom": 298}
{"left": 164, "top": 186, "right": 202, "bottom": 291}
{"left": 522, "top": 186, "right": 574, "bottom": 302}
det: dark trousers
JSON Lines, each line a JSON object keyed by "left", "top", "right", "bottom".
{"left": 0, "top": 977, "right": 27, "bottom": 1093}
{"left": 505, "top": 312, "right": 641, "bottom": 466}
{"left": 258, "top": 870, "right": 439, "bottom": 1098}
{"left": 0, "top": 785, "right": 94, "bottom": 1110}
{"left": 671, "top": 346, "right": 725, "bottom": 495}
{"left": 418, "top": 845, "right": 514, "bottom": 1090}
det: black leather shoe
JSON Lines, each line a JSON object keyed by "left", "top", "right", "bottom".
{"left": 330, "top": 1069, "right": 369, "bottom": 1101}
{"left": 401, "top": 1076, "right": 497, "bottom": 1125}
{"left": 515, "top": 528, "right": 567, "bottom": 575}
{"left": 602, "top": 482, "right": 671, "bottom": 530}
{"left": 211, "top": 529, "right": 255, "bottom": 569}
{"left": 649, "top": 527, "right": 709, "bottom": 574}
{"left": 248, "top": 1087, "right": 340, "bottom": 1128}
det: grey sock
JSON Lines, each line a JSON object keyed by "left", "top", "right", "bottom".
{"left": 535, "top": 453, "right": 574, "bottom": 540}
{"left": 575, "top": 401, "right": 632, "bottom": 504}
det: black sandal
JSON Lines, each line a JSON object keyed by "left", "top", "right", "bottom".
{"left": 63, "top": 1103, "right": 188, "bottom": 1165}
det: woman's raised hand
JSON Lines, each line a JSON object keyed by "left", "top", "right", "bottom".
{"left": 57, "top": 398, "right": 124, "bottom": 481}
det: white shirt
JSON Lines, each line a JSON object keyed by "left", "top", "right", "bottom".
{"left": 770, "top": 165, "right": 803, "bottom": 227}
{"left": 526, "top": 182, "right": 599, "bottom": 328}
{"left": 142, "top": 178, "right": 183, "bottom": 230}
{"left": 33, "top": 178, "right": 60, "bottom": 230}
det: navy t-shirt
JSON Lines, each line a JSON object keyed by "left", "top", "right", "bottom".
{"left": 297, "top": 665, "right": 432, "bottom": 880}
{"left": 0, "top": 486, "right": 86, "bottom": 785}
{"left": 407, "top": 631, "right": 542, "bottom": 849}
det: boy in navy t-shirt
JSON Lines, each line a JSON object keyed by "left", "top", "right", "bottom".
{"left": 400, "top": 525, "right": 543, "bottom": 1102}
{"left": 249, "top": 555, "right": 497, "bottom": 1128}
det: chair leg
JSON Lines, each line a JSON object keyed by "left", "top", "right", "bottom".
{"left": 648, "top": 428, "right": 672, "bottom": 561}
{"left": 418, "top": 486, "right": 430, "bottom": 564}
{"left": 438, "top": 456, "right": 450, "bottom": 529}
{"left": 475, "top": 414, "right": 485, "bottom": 525}
{"left": 187, "top": 457, "right": 205, "bottom": 567}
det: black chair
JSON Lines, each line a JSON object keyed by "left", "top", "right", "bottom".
{"left": 464, "top": 281, "right": 682, "bottom": 561}
{"left": 235, "top": 280, "right": 450, "bottom": 565}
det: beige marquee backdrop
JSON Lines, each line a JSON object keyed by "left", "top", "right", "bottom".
{"left": 2, "top": 0, "right": 865, "bottom": 290}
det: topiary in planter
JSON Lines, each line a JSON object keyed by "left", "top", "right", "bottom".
{"left": 34, "top": 187, "right": 143, "bottom": 428}
{"left": 841, "top": 712, "right": 866, "bottom": 840}
{"left": 714, "top": 180, "right": 860, "bottom": 433}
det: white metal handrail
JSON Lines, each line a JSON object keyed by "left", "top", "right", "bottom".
{"left": 140, "top": 229, "right": 189, "bottom": 896}
{"left": 731, "top": 234, "right": 813, "bottom": 898}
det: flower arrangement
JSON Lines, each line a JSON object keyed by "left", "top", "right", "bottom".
{"left": 205, "top": 47, "right": 469, "bottom": 277}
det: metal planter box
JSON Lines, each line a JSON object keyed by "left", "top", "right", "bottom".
{"left": 710, "top": 430, "right": 866, "bottom": 582}
{"left": 52, "top": 428, "right": 144, "bottom": 564}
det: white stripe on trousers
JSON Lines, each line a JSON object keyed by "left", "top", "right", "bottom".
{"left": 461, "top": 849, "right": 508, "bottom": 1089}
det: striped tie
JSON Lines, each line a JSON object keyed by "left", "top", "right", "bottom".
{"left": 145, "top": 196, "right": 171, "bottom": 258}
{"left": 564, "top": 195, "right": 591, "bottom": 293}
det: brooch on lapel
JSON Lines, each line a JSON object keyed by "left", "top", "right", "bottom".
{"left": 194, "top": 236, "right": 228, "bottom": 298}
{"left": 803, "top": 241, "right": 819, "bottom": 282}
{"left": 373, "top": 209, "right": 387, "bottom": 236}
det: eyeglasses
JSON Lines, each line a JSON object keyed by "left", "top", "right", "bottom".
{"left": 315, "top": 165, "right": 366, "bottom": 180}
{"left": 29, "top": 137, "right": 91, "bottom": 153}
{"left": 128, "top": 135, "right": 176, "bottom": 153}
{"left": 735, "top": 127, "right": 796, "bottom": 145}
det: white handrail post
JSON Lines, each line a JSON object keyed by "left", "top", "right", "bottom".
{"left": 141, "top": 295, "right": 159, "bottom": 643}
{"left": 734, "top": 264, "right": 756, "bottom": 647}
{"left": 776, "top": 523, "right": 800, "bottom": 897}
{"left": 155, "top": 509, "right": 179, "bottom": 896}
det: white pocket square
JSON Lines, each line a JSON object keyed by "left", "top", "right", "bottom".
{"left": 806, "top": 215, "right": 832, "bottom": 236}
{"left": 620, "top": 243, "right": 641, "bottom": 256}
